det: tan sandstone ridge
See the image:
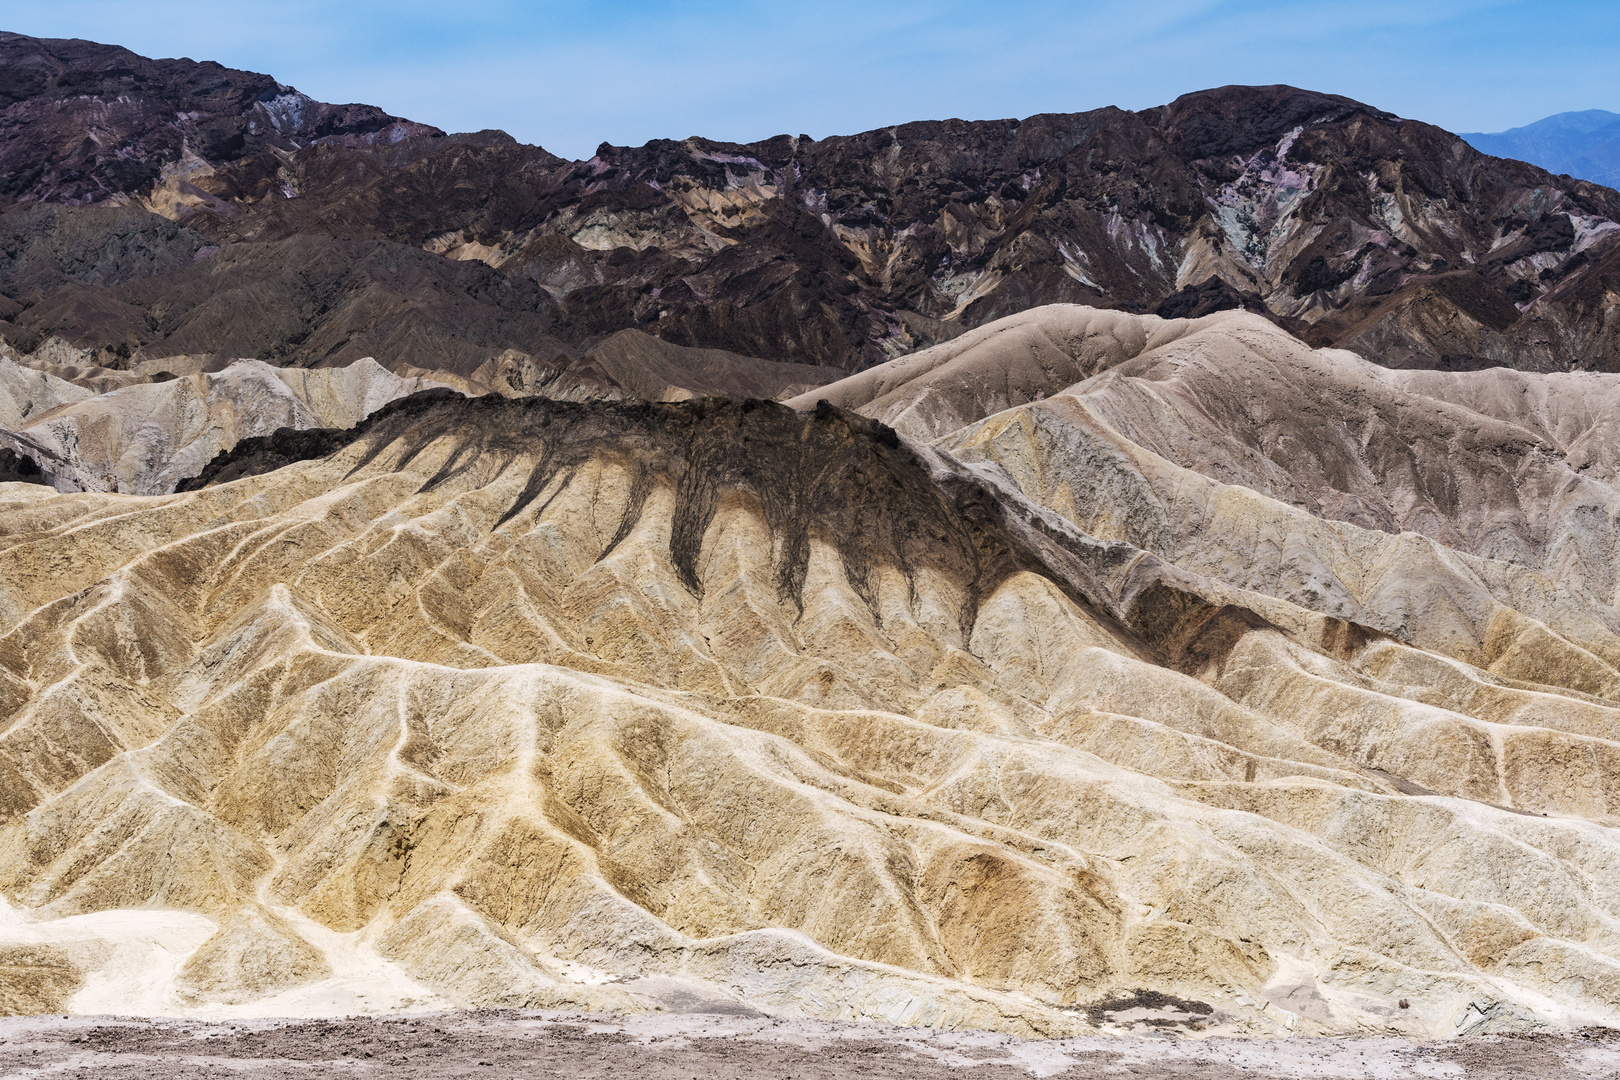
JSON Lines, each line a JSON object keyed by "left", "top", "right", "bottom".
{"left": 398, "top": 329, "right": 844, "bottom": 405}
{"left": 1, "top": 307, "right": 1620, "bottom": 1037}
{"left": 0, "top": 328, "right": 843, "bottom": 495}
{"left": 0, "top": 355, "right": 450, "bottom": 495}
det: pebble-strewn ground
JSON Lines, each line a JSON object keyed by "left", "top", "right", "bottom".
{"left": 2, "top": 1012, "right": 1618, "bottom": 1080}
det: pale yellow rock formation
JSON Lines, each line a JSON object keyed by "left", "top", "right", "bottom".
{"left": 0, "top": 357, "right": 93, "bottom": 429}
{"left": 5, "top": 357, "right": 449, "bottom": 494}
{"left": 176, "top": 906, "right": 332, "bottom": 1004}
{"left": 429, "top": 331, "right": 843, "bottom": 404}
{"left": 0, "top": 943, "right": 82, "bottom": 1014}
{"left": 786, "top": 305, "right": 1195, "bottom": 439}
{"left": 1, "top": 309, "right": 1620, "bottom": 1038}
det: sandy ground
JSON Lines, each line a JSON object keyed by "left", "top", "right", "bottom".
{"left": 1, "top": 1011, "right": 1617, "bottom": 1079}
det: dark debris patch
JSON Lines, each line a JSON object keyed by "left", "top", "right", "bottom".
{"left": 0, "top": 446, "right": 46, "bottom": 486}
{"left": 1081, "top": 989, "right": 1217, "bottom": 1030}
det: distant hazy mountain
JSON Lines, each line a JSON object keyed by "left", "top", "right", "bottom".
{"left": 1462, "top": 110, "right": 1620, "bottom": 189}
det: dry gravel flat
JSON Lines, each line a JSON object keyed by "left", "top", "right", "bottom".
{"left": 1, "top": 1012, "right": 1617, "bottom": 1080}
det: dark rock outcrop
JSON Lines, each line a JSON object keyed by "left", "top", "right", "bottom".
{"left": 0, "top": 444, "right": 44, "bottom": 484}
{"left": 3, "top": 34, "right": 1620, "bottom": 374}
{"left": 0, "top": 31, "right": 440, "bottom": 207}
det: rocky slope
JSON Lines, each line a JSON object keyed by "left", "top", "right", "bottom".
{"left": 797, "top": 306, "right": 1620, "bottom": 676}
{"left": 0, "top": 319, "right": 842, "bottom": 494}
{"left": 0, "top": 31, "right": 439, "bottom": 207}
{"left": 2, "top": 33, "right": 1619, "bottom": 375}
{"left": 4, "top": 307, "right": 1620, "bottom": 1034}
{"left": 0, "top": 354, "right": 448, "bottom": 494}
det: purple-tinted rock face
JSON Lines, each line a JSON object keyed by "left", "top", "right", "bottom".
{"left": 2, "top": 34, "right": 1620, "bottom": 377}
{"left": 0, "top": 32, "right": 441, "bottom": 206}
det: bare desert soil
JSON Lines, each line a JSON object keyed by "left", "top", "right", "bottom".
{"left": 1, "top": 1011, "right": 1617, "bottom": 1080}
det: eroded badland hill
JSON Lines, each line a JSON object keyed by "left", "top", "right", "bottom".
{"left": 3, "top": 31, "right": 1620, "bottom": 1046}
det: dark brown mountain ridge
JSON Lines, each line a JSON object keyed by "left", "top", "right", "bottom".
{"left": 3, "top": 31, "right": 1619, "bottom": 375}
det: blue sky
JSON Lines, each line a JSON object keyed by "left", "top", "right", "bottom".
{"left": 5, "top": 1, "right": 1617, "bottom": 159}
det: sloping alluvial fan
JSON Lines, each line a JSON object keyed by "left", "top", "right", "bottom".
{"left": 3, "top": 31, "right": 1620, "bottom": 377}
{"left": 5, "top": 305, "right": 1620, "bottom": 1035}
